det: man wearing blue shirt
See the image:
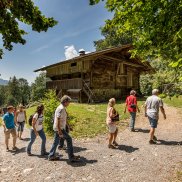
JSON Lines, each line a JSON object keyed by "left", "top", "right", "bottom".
{"left": 3, "top": 106, "right": 17, "bottom": 152}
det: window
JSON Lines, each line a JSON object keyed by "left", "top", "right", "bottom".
{"left": 110, "top": 76, "right": 114, "bottom": 81}
{"left": 71, "top": 62, "right": 77, "bottom": 67}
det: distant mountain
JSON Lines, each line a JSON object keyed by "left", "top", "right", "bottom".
{"left": 0, "top": 78, "right": 8, "bottom": 85}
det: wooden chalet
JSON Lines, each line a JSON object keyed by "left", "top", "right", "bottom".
{"left": 34, "top": 45, "right": 154, "bottom": 103}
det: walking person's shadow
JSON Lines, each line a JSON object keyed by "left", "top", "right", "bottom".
{"left": 157, "top": 140, "right": 182, "bottom": 146}
{"left": 117, "top": 145, "right": 139, "bottom": 153}
{"left": 134, "top": 128, "right": 150, "bottom": 133}
{"left": 66, "top": 156, "right": 98, "bottom": 167}
{"left": 10, "top": 147, "right": 27, "bottom": 155}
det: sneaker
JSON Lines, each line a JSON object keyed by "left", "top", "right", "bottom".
{"left": 153, "top": 135, "right": 158, "bottom": 141}
{"left": 130, "top": 128, "right": 135, "bottom": 132}
{"left": 6, "top": 147, "right": 9, "bottom": 152}
{"left": 108, "top": 144, "right": 117, "bottom": 149}
{"left": 149, "top": 140, "right": 157, "bottom": 145}
{"left": 48, "top": 156, "right": 60, "bottom": 161}
{"left": 69, "top": 155, "right": 81, "bottom": 162}
{"left": 41, "top": 152, "right": 49, "bottom": 156}
{"left": 27, "top": 152, "right": 32, "bottom": 156}
{"left": 112, "top": 141, "right": 119, "bottom": 146}
{"left": 12, "top": 147, "right": 18, "bottom": 152}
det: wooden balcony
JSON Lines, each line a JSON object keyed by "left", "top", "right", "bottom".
{"left": 46, "top": 78, "right": 83, "bottom": 90}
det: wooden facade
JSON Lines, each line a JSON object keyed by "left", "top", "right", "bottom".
{"left": 35, "top": 45, "right": 154, "bottom": 103}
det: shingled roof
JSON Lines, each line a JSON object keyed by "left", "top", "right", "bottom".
{"left": 34, "top": 44, "right": 154, "bottom": 72}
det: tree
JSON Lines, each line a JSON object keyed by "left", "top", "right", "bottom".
{"left": 31, "top": 72, "right": 46, "bottom": 101}
{"left": 7, "top": 76, "right": 21, "bottom": 105}
{"left": 0, "top": 85, "right": 7, "bottom": 106}
{"left": 90, "top": 0, "right": 182, "bottom": 69}
{"left": 140, "top": 59, "right": 182, "bottom": 95}
{"left": 94, "top": 26, "right": 132, "bottom": 51}
{"left": 18, "top": 78, "right": 30, "bottom": 105}
{"left": 0, "top": 0, "right": 57, "bottom": 58}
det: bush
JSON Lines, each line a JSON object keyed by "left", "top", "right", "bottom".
{"left": 159, "top": 93, "right": 167, "bottom": 99}
{"left": 42, "top": 90, "right": 59, "bottom": 136}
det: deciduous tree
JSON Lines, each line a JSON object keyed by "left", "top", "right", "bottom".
{"left": 90, "top": 0, "right": 182, "bottom": 68}
{"left": 0, "top": 0, "right": 57, "bottom": 58}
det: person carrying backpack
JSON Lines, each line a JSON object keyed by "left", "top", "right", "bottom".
{"left": 15, "top": 104, "right": 27, "bottom": 140}
{"left": 124, "top": 90, "right": 140, "bottom": 132}
{"left": 27, "top": 104, "right": 49, "bottom": 156}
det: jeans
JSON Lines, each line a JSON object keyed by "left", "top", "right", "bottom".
{"left": 129, "top": 112, "right": 136, "bottom": 129}
{"left": 59, "top": 125, "right": 69, "bottom": 148}
{"left": 48, "top": 129, "right": 74, "bottom": 160}
{"left": 27, "top": 129, "right": 46, "bottom": 155}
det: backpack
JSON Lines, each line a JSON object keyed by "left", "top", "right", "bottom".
{"left": 28, "top": 114, "right": 34, "bottom": 126}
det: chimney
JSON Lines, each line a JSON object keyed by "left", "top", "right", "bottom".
{"left": 79, "top": 49, "right": 85, "bottom": 56}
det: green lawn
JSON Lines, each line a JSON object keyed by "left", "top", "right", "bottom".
{"left": 164, "top": 95, "right": 182, "bottom": 108}
{"left": 26, "top": 100, "right": 144, "bottom": 138}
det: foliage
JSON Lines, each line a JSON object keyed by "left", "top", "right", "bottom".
{"left": 18, "top": 78, "right": 30, "bottom": 105}
{"left": 0, "top": 0, "right": 57, "bottom": 58}
{"left": 140, "top": 59, "right": 182, "bottom": 96}
{"left": 94, "top": 26, "right": 132, "bottom": 51}
{"left": 42, "top": 90, "right": 59, "bottom": 136}
{"left": 7, "top": 76, "right": 20, "bottom": 105}
{"left": 158, "top": 93, "right": 166, "bottom": 99}
{"left": 90, "top": 0, "right": 182, "bottom": 69}
{"left": 0, "top": 85, "right": 8, "bottom": 106}
{"left": 0, "top": 76, "right": 31, "bottom": 107}
{"left": 30, "top": 72, "right": 46, "bottom": 102}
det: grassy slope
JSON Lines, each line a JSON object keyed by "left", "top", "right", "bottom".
{"left": 26, "top": 100, "right": 144, "bottom": 138}
{"left": 164, "top": 96, "right": 182, "bottom": 108}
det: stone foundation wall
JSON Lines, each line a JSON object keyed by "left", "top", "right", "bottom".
{"left": 92, "top": 88, "right": 127, "bottom": 102}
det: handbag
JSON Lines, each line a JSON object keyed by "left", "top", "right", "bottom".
{"left": 112, "top": 113, "right": 120, "bottom": 122}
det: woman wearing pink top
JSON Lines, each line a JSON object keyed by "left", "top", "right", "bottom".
{"left": 106, "top": 98, "right": 118, "bottom": 149}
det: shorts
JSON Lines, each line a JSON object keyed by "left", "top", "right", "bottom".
{"left": 17, "top": 121, "right": 25, "bottom": 132}
{"left": 108, "top": 124, "right": 117, "bottom": 133}
{"left": 148, "top": 117, "right": 158, "bottom": 128}
{"left": 4, "top": 128, "right": 17, "bottom": 140}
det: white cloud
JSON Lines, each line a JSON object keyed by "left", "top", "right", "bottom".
{"left": 64, "top": 45, "right": 78, "bottom": 60}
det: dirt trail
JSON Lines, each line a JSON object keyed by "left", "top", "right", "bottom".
{"left": 0, "top": 105, "right": 182, "bottom": 182}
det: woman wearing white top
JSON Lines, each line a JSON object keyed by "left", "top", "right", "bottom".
{"left": 27, "top": 104, "right": 49, "bottom": 156}
{"left": 106, "top": 98, "right": 119, "bottom": 149}
{"left": 15, "top": 104, "right": 27, "bottom": 140}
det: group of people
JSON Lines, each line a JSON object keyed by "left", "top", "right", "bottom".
{"left": 1, "top": 88, "right": 166, "bottom": 163}
{"left": 106, "top": 89, "right": 166, "bottom": 148}
{"left": 0, "top": 104, "right": 27, "bottom": 151}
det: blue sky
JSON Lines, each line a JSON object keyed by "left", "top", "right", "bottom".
{"left": 0, "top": 0, "right": 112, "bottom": 83}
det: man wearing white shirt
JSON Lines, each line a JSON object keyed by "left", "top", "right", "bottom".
{"left": 145, "top": 89, "right": 166, "bottom": 144}
{"left": 48, "top": 95, "right": 80, "bottom": 162}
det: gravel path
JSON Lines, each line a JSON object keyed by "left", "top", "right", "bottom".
{"left": 0, "top": 105, "right": 182, "bottom": 182}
